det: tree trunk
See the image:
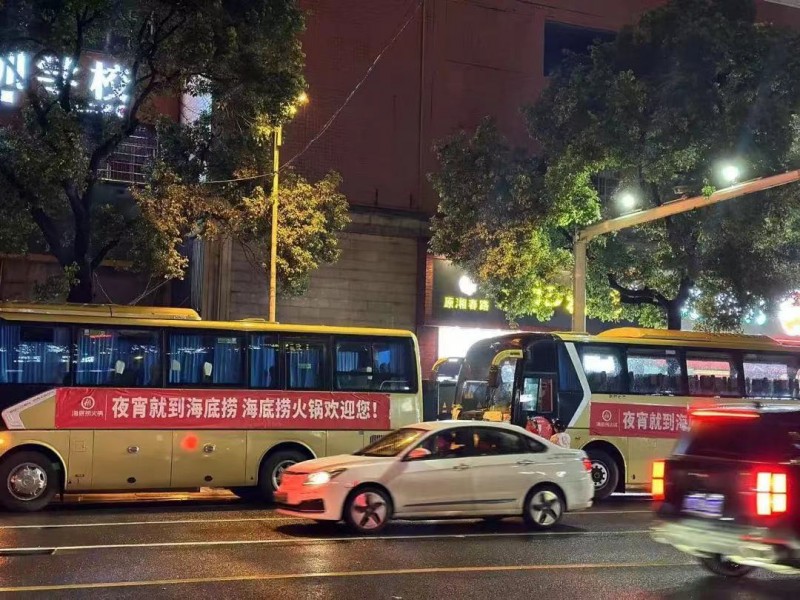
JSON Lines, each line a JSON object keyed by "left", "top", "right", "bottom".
{"left": 665, "top": 301, "right": 683, "bottom": 330}
{"left": 66, "top": 262, "right": 93, "bottom": 303}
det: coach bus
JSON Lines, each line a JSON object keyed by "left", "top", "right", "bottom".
{"left": 0, "top": 303, "right": 421, "bottom": 511}
{"left": 453, "top": 327, "right": 800, "bottom": 499}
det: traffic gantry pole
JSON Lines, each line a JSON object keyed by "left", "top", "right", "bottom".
{"left": 570, "top": 169, "right": 800, "bottom": 333}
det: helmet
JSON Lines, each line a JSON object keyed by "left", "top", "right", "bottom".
{"left": 552, "top": 418, "right": 566, "bottom": 432}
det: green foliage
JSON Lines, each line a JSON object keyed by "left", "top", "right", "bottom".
{"left": 0, "top": 1, "right": 347, "bottom": 304}
{"left": 33, "top": 263, "right": 80, "bottom": 304}
{"left": 431, "top": 0, "right": 800, "bottom": 330}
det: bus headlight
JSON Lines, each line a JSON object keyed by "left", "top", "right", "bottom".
{"left": 304, "top": 469, "right": 346, "bottom": 486}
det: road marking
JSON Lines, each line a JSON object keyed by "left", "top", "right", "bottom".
{"left": 0, "top": 509, "right": 650, "bottom": 530}
{"left": 0, "top": 561, "right": 697, "bottom": 593}
{"left": 0, "top": 516, "right": 296, "bottom": 530}
{"left": 0, "top": 529, "right": 650, "bottom": 555}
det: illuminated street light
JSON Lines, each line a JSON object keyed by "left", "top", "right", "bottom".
{"left": 619, "top": 192, "right": 638, "bottom": 211}
{"left": 721, "top": 164, "right": 741, "bottom": 184}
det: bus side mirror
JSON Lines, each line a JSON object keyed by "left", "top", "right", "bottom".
{"left": 487, "top": 366, "right": 499, "bottom": 389}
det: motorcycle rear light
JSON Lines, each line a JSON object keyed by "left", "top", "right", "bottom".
{"left": 651, "top": 460, "right": 666, "bottom": 501}
{"left": 754, "top": 471, "right": 788, "bottom": 516}
{"left": 582, "top": 458, "right": 592, "bottom": 473}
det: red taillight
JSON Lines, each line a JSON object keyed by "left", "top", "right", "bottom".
{"left": 582, "top": 458, "right": 592, "bottom": 473}
{"left": 651, "top": 460, "right": 666, "bottom": 501}
{"left": 754, "top": 471, "right": 788, "bottom": 516}
{"left": 690, "top": 408, "right": 759, "bottom": 421}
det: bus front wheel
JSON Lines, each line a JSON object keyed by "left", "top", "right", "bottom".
{"left": 587, "top": 449, "right": 619, "bottom": 501}
{"left": 0, "top": 450, "right": 59, "bottom": 512}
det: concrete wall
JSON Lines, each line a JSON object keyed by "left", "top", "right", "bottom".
{"left": 228, "top": 231, "right": 419, "bottom": 331}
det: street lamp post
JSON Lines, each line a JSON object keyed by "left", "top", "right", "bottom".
{"left": 268, "top": 124, "right": 283, "bottom": 323}
{"left": 267, "top": 92, "right": 308, "bottom": 323}
{"left": 571, "top": 169, "right": 800, "bottom": 332}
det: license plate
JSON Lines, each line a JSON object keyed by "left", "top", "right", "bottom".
{"left": 274, "top": 492, "right": 288, "bottom": 504}
{"left": 682, "top": 492, "right": 724, "bottom": 518}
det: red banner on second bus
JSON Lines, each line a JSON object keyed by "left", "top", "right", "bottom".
{"left": 589, "top": 402, "right": 690, "bottom": 439}
{"left": 54, "top": 388, "right": 391, "bottom": 430}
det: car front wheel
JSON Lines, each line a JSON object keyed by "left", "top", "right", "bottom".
{"left": 699, "top": 556, "right": 756, "bottom": 578}
{"left": 344, "top": 486, "right": 392, "bottom": 534}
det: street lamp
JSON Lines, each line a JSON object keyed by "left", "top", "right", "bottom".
{"left": 618, "top": 192, "right": 638, "bottom": 212}
{"left": 721, "top": 164, "right": 741, "bottom": 184}
{"left": 268, "top": 91, "right": 310, "bottom": 323}
{"left": 571, "top": 169, "right": 800, "bottom": 332}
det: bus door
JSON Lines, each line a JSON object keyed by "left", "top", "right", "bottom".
{"left": 511, "top": 339, "right": 558, "bottom": 435}
{"left": 513, "top": 371, "right": 556, "bottom": 436}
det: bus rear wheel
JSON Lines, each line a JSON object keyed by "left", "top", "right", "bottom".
{"left": 0, "top": 450, "right": 59, "bottom": 512}
{"left": 258, "top": 449, "right": 308, "bottom": 503}
{"left": 587, "top": 449, "right": 619, "bottom": 501}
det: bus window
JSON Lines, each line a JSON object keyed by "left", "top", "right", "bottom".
{"left": 248, "top": 335, "right": 279, "bottom": 389}
{"left": 76, "top": 328, "right": 161, "bottom": 386}
{"left": 335, "top": 339, "right": 415, "bottom": 392}
{"left": 580, "top": 345, "right": 624, "bottom": 393}
{"left": 0, "top": 323, "right": 70, "bottom": 385}
{"left": 686, "top": 350, "right": 739, "bottom": 396}
{"left": 743, "top": 353, "right": 798, "bottom": 399}
{"left": 286, "top": 339, "right": 328, "bottom": 390}
{"left": 626, "top": 347, "right": 683, "bottom": 395}
{"left": 168, "top": 332, "right": 243, "bottom": 386}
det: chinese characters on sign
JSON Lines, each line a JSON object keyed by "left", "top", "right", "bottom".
{"left": 442, "top": 296, "right": 491, "bottom": 312}
{"left": 589, "top": 402, "right": 689, "bottom": 439}
{"left": 0, "top": 52, "right": 130, "bottom": 115}
{"left": 54, "top": 388, "right": 391, "bottom": 430}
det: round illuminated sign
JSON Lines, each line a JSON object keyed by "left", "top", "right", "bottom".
{"left": 458, "top": 275, "right": 478, "bottom": 297}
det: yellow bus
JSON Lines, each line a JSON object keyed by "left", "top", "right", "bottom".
{"left": 0, "top": 304, "right": 422, "bottom": 511}
{"left": 454, "top": 327, "right": 800, "bottom": 499}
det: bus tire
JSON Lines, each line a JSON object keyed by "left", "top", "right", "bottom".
{"left": 587, "top": 449, "right": 619, "bottom": 501}
{"left": 258, "top": 449, "right": 308, "bottom": 503}
{"left": 0, "top": 450, "right": 59, "bottom": 512}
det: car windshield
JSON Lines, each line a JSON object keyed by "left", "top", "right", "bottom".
{"left": 354, "top": 428, "right": 426, "bottom": 457}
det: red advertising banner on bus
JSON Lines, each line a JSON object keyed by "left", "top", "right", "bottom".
{"left": 54, "top": 388, "right": 391, "bottom": 430}
{"left": 589, "top": 402, "right": 689, "bottom": 439}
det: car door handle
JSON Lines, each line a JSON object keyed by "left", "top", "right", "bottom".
{"left": 516, "top": 460, "right": 535, "bottom": 465}
{"left": 452, "top": 464, "right": 470, "bottom": 470}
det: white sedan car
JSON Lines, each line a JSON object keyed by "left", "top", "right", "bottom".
{"left": 276, "top": 420, "right": 594, "bottom": 533}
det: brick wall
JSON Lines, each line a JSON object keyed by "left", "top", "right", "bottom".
{"left": 229, "top": 232, "right": 419, "bottom": 331}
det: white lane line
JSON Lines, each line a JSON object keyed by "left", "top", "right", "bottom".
{"left": 0, "top": 509, "right": 650, "bottom": 530}
{"left": 0, "top": 516, "right": 295, "bottom": 530}
{"left": 0, "top": 561, "right": 699, "bottom": 593}
{"left": 0, "top": 529, "right": 650, "bottom": 554}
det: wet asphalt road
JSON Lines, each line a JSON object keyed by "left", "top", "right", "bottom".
{"left": 0, "top": 493, "right": 797, "bottom": 599}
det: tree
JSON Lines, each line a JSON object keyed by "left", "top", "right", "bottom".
{"left": 0, "top": 0, "right": 349, "bottom": 303}
{"left": 430, "top": 0, "right": 800, "bottom": 330}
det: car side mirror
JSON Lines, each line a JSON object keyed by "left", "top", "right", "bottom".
{"left": 406, "top": 447, "right": 431, "bottom": 461}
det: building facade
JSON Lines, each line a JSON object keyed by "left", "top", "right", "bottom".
{"left": 211, "top": 0, "right": 800, "bottom": 375}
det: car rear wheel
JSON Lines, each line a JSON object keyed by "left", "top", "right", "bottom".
{"left": 523, "top": 485, "right": 564, "bottom": 530}
{"left": 699, "top": 555, "right": 756, "bottom": 578}
{"left": 586, "top": 449, "right": 619, "bottom": 500}
{"left": 344, "top": 486, "right": 392, "bottom": 534}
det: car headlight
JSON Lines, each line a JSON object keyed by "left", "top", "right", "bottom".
{"left": 304, "top": 469, "right": 346, "bottom": 485}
